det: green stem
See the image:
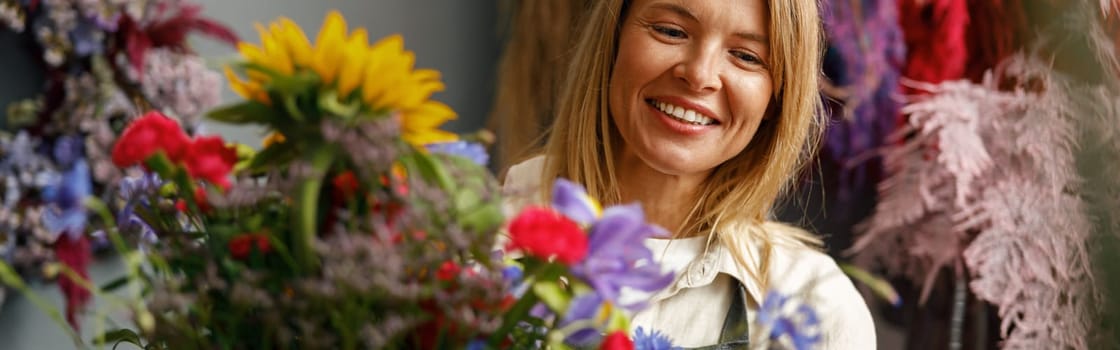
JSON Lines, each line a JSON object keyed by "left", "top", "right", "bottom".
{"left": 488, "top": 263, "right": 563, "bottom": 346}
{"left": 0, "top": 263, "right": 88, "bottom": 349}
{"left": 294, "top": 147, "right": 335, "bottom": 272}
{"left": 489, "top": 289, "right": 539, "bottom": 347}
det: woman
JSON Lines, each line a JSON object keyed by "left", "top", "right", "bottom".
{"left": 502, "top": 0, "right": 876, "bottom": 348}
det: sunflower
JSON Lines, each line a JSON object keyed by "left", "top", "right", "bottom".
{"left": 225, "top": 11, "right": 457, "bottom": 147}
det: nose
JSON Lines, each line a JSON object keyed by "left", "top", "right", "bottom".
{"left": 673, "top": 45, "right": 722, "bottom": 92}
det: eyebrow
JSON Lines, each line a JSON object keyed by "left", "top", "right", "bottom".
{"left": 647, "top": 2, "right": 769, "bottom": 44}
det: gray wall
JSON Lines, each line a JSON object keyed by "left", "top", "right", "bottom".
{"left": 0, "top": 2, "right": 500, "bottom": 348}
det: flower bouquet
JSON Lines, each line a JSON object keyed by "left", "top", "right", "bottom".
{"left": 0, "top": 0, "right": 234, "bottom": 322}
{"left": 0, "top": 10, "right": 693, "bottom": 349}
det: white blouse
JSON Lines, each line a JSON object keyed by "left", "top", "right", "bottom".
{"left": 501, "top": 156, "right": 877, "bottom": 349}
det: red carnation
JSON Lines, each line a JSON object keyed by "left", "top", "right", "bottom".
{"left": 175, "top": 187, "right": 213, "bottom": 214}
{"left": 182, "top": 136, "right": 237, "bottom": 190}
{"left": 436, "top": 261, "right": 460, "bottom": 281}
{"left": 332, "top": 171, "right": 360, "bottom": 199}
{"left": 229, "top": 233, "right": 271, "bottom": 260}
{"left": 111, "top": 111, "right": 190, "bottom": 167}
{"left": 600, "top": 331, "right": 634, "bottom": 350}
{"left": 507, "top": 206, "right": 588, "bottom": 265}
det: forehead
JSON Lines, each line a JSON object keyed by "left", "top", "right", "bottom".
{"left": 626, "top": 0, "right": 770, "bottom": 32}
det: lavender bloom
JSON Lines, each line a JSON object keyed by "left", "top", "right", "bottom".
{"left": 551, "top": 179, "right": 600, "bottom": 226}
{"left": 138, "top": 48, "right": 223, "bottom": 122}
{"left": 633, "top": 326, "right": 681, "bottom": 350}
{"left": 570, "top": 204, "right": 674, "bottom": 310}
{"left": 41, "top": 159, "right": 92, "bottom": 241}
{"left": 425, "top": 141, "right": 489, "bottom": 167}
{"left": 757, "top": 291, "right": 822, "bottom": 350}
{"left": 69, "top": 18, "right": 103, "bottom": 56}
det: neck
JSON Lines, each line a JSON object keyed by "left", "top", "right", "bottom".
{"left": 614, "top": 153, "right": 709, "bottom": 237}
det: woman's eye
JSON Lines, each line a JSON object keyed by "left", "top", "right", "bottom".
{"left": 732, "top": 50, "right": 763, "bottom": 65}
{"left": 652, "top": 25, "right": 686, "bottom": 39}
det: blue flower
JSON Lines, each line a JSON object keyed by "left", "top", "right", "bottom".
{"left": 551, "top": 179, "right": 601, "bottom": 226}
{"left": 425, "top": 141, "right": 489, "bottom": 166}
{"left": 52, "top": 135, "right": 84, "bottom": 169}
{"left": 756, "top": 291, "right": 822, "bottom": 350}
{"left": 570, "top": 204, "right": 674, "bottom": 310}
{"left": 633, "top": 327, "right": 681, "bottom": 350}
{"left": 466, "top": 339, "right": 488, "bottom": 350}
{"left": 41, "top": 159, "right": 92, "bottom": 241}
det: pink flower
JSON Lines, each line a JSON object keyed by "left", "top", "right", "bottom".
{"left": 507, "top": 206, "right": 588, "bottom": 265}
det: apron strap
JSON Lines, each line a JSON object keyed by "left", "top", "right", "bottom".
{"left": 688, "top": 277, "right": 751, "bottom": 350}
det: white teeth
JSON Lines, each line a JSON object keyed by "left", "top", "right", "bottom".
{"left": 653, "top": 101, "right": 716, "bottom": 125}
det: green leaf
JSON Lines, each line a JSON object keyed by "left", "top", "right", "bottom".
{"left": 459, "top": 203, "right": 504, "bottom": 234}
{"left": 282, "top": 94, "right": 306, "bottom": 122}
{"left": 98, "top": 276, "right": 130, "bottom": 292}
{"left": 142, "top": 152, "right": 178, "bottom": 179}
{"left": 839, "top": 263, "right": 901, "bottom": 306}
{"left": 318, "top": 89, "right": 361, "bottom": 118}
{"left": 207, "top": 101, "right": 274, "bottom": 125}
{"left": 270, "top": 72, "right": 318, "bottom": 97}
{"left": 533, "top": 280, "right": 571, "bottom": 313}
{"left": 93, "top": 329, "right": 142, "bottom": 347}
{"left": 605, "top": 306, "right": 630, "bottom": 333}
{"left": 247, "top": 142, "right": 299, "bottom": 173}
{"left": 406, "top": 151, "right": 455, "bottom": 193}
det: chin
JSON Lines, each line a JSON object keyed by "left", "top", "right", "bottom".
{"left": 638, "top": 149, "right": 715, "bottom": 177}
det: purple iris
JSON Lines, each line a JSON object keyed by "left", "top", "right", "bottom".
{"left": 633, "top": 326, "right": 681, "bottom": 350}
{"left": 757, "top": 291, "right": 822, "bottom": 350}
{"left": 116, "top": 173, "right": 162, "bottom": 243}
{"left": 559, "top": 293, "right": 606, "bottom": 346}
{"left": 41, "top": 159, "right": 92, "bottom": 241}
{"left": 551, "top": 179, "right": 599, "bottom": 226}
{"left": 425, "top": 141, "right": 489, "bottom": 166}
{"left": 570, "top": 204, "right": 674, "bottom": 310}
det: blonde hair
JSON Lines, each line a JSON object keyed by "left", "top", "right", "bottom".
{"left": 539, "top": 0, "right": 826, "bottom": 290}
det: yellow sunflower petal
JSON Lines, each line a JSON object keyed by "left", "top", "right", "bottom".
{"left": 262, "top": 131, "right": 286, "bottom": 148}
{"left": 336, "top": 28, "right": 369, "bottom": 97}
{"left": 399, "top": 69, "right": 445, "bottom": 108}
{"left": 403, "top": 101, "right": 457, "bottom": 130}
{"left": 312, "top": 11, "right": 348, "bottom": 84}
{"left": 237, "top": 42, "right": 267, "bottom": 63}
{"left": 279, "top": 18, "right": 313, "bottom": 68}
{"left": 371, "top": 52, "right": 416, "bottom": 109}
{"left": 256, "top": 23, "right": 293, "bottom": 75}
{"left": 402, "top": 128, "right": 458, "bottom": 147}
{"left": 361, "top": 35, "right": 405, "bottom": 105}
{"left": 224, "top": 67, "right": 271, "bottom": 105}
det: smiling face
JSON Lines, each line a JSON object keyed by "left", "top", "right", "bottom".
{"left": 608, "top": 0, "right": 773, "bottom": 179}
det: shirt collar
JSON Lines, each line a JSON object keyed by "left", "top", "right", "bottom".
{"left": 651, "top": 237, "right": 765, "bottom": 305}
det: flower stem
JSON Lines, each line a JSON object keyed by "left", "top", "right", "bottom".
{"left": 294, "top": 147, "right": 335, "bottom": 272}
{"left": 489, "top": 263, "right": 563, "bottom": 346}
